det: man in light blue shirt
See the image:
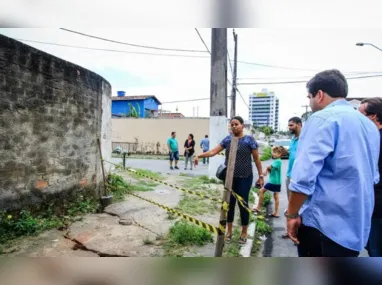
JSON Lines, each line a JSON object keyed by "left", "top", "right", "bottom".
{"left": 285, "top": 69, "right": 380, "bottom": 257}
{"left": 200, "top": 135, "right": 210, "bottom": 164}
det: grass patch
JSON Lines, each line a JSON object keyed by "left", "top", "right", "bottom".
{"left": 0, "top": 195, "right": 98, "bottom": 254}
{"left": 260, "top": 147, "right": 272, "bottom": 161}
{"left": 252, "top": 187, "right": 272, "bottom": 207}
{"left": 175, "top": 176, "right": 222, "bottom": 216}
{"left": 256, "top": 220, "right": 272, "bottom": 235}
{"left": 223, "top": 227, "right": 241, "bottom": 257}
{"left": 249, "top": 190, "right": 255, "bottom": 205}
{"left": 108, "top": 173, "right": 156, "bottom": 201}
{"left": 130, "top": 168, "right": 164, "bottom": 180}
{"left": 163, "top": 221, "right": 213, "bottom": 256}
{"left": 182, "top": 175, "right": 219, "bottom": 191}
{"left": 177, "top": 196, "right": 214, "bottom": 216}
{"left": 251, "top": 232, "right": 263, "bottom": 255}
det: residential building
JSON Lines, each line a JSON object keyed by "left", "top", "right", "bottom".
{"left": 249, "top": 88, "right": 279, "bottom": 132}
{"left": 111, "top": 91, "right": 161, "bottom": 118}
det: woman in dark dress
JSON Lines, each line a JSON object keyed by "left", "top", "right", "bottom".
{"left": 184, "top": 134, "right": 195, "bottom": 170}
{"left": 194, "top": 116, "right": 264, "bottom": 244}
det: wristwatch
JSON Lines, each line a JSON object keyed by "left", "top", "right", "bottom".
{"left": 284, "top": 209, "right": 299, "bottom": 219}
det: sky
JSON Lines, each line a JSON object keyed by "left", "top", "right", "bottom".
{"left": 1, "top": 28, "right": 382, "bottom": 130}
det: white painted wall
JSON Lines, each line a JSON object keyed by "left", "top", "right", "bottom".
{"left": 208, "top": 116, "right": 228, "bottom": 178}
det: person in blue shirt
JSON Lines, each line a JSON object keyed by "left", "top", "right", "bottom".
{"left": 200, "top": 135, "right": 210, "bottom": 164}
{"left": 359, "top": 97, "right": 382, "bottom": 257}
{"left": 285, "top": 69, "right": 380, "bottom": 257}
{"left": 167, "top": 131, "right": 179, "bottom": 170}
{"left": 281, "top": 116, "right": 302, "bottom": 240}
{"left": 194, "top": 116, "right": 264, "bottom": 245}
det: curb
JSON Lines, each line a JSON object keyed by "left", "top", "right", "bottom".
{"left": 239, "top": 192, "right": 259, "bottom": 257}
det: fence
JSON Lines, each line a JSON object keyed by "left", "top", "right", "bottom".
{"left": 112, "top": 142, "right": 138, "bottom": 153}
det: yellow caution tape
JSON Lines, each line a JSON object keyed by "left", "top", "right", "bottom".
{"left": 106, "top": 183, "right": 224, "bottom": 235}
{"left": 103, "top": 159, "right": 224, "bottom": 204}
{"left": 103, "top": 159, "right": 259, "bottom": 225}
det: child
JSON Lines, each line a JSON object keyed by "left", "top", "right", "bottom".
{"left": 252, "top": 147, "right": 283, "bottom": 217}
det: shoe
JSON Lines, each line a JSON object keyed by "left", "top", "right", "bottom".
{"left": 238, "top": 236, "right": 247, "bottom": 245}
{"left": 184, "top": 168, "right": 187, "bottom": 170}
{"left": 174, "top": 166, "right": 179, "bottom": 170}
{"left": 225, "top": 234, "right": 232, "bottom": 243}
{"left": 170, "top": 167, "right": 174, "bottom": 170}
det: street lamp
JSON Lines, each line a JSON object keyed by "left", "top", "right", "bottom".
{"left": 356, "top": 42, "right": 382, "bottom": 52}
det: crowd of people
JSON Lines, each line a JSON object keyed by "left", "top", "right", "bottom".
{"left": 166, "top": 69, "right": 381, "bottom": 257}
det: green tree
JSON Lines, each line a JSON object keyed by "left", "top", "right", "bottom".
{"left": 258, "top": 126, "right": 274, "bottom": 136}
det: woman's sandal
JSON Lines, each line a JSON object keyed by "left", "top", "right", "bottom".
{"left": 225, "top": 234, "right": 232, "bottom": 243}
{"left": 238, "top": 236, "right": 247, "bottom": 245}
{"left": 251, "top": 208, "right": 262, "bottom": 214}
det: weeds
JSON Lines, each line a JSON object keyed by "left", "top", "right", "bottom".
{"left": 176, "top": 175, "right": 222, "bottom": 216}
{"left": 177, "top": 196, "right": 212, "bottom": 216}
{"left": 0, "top": 195, "right": 98, "bottom": 253}
{"left": 223, "top": 227, "right": 241, "bottom": 257}
{"left": 256, "top": 220, "right": 272, "bottom": 235}
{"left": 163, "top": 221, "right": 213, "bottom": 256}
{"left": 108, "top": 173, "right": 156, "bottom": 201}
{"left": 130, "top": 168, "right": 164, "bottom": 181}
{"left": 252, "top": 187, "right": 272, "bottom": 207}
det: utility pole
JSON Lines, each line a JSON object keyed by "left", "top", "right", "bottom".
{"left": 230, "top": 29, "right": 238, "bottom": 118}
{"left": 209, "top": 28, "right": 238, "bottom": 257}
{"left": 302, "top": 104, "right": 310, "bottom": 121}
{"left": 209, "top": 27, "right": 228, "bottom": 180}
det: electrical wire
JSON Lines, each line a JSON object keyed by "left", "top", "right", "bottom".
{"left": 60, "top": 28, "right": 208, "bottom": 53}
{"left": 236, "top": 88, "right": 249, "bottom": 109}
{"left": 194, "top": 28, "right": 211, "bottom": 54}
{"left": 162, "top": 98, "right": 209, "bottom": 104}
{"left": 238, "top": 72, "right": 382, "bottom": 80}
{"left": 15, "top": 39, "right": 211, "bottom": 59}
{"left": 16, "top": 36, "right": 380, "bottom": 76}
{"left": 238, "top": 74, "right": 382, "bottom": 85}
{"left": 227, "top": 49, "right": 234, "bottom": 76}
{"left": 237, "top": 60, "right": 382, "bottom": 75}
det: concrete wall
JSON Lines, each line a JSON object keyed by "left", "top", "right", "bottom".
{"left": 112, "top": 118, "right": 211, "bottom": 154}
{"left": 111, "top": 118, "right": 255, "bottom": 155}
{"left": 0, "top": 35, "right": 112, "bottom": 211}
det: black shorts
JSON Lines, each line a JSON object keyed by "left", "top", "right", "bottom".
{"left": 264, "top": 183, "right": 281, "bottom": 192}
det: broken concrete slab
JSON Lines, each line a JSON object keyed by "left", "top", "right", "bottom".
{"left": 5, "top": 229, "right": 99, "bottom": 257}
{"left": 66, "top": 213, "right": 161, "bottom": 257}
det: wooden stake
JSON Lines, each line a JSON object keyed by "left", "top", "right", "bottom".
{"left": 214, "top": 136, "right": 239, "bottom": 257}
{"left": 97, "top": 138, "right": 108, "bottom": 196}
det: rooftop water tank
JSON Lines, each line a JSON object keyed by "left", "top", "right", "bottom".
{"left": 117, "top": 91, "right": 126, "bottom": 97}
